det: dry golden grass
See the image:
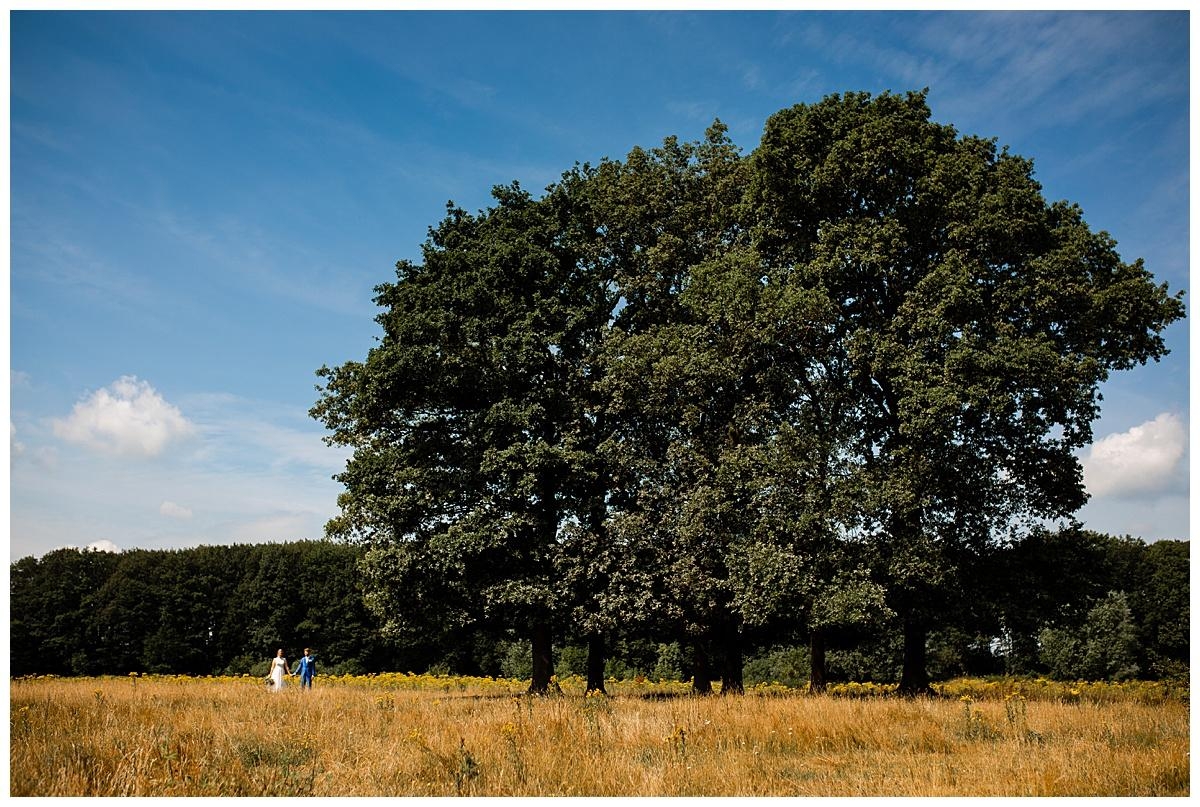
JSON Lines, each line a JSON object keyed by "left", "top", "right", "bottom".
{"left": 10, "top": 675, "right": 1188, "bottom": 796}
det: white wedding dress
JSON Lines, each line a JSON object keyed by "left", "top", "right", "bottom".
{"left": 270, "top": 656, "right": 288, "bottom": 691}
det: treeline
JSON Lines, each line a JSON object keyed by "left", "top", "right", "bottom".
{"left": 9, "top": 541, "right": 392, "bottom": 677}
{"left": 310, "top": 90, "right": 1185, "bottom": 694}
{"left": 8, "top": 532, "right": 1187, "bottom": 683}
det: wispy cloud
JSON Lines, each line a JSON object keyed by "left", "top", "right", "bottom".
{"left": 10, "top": 224, "right": 165, "bottom": 315}
{"left": 228, "top": 513, "right": 318, "bottom": 544}
{"left": 182, "top": 391, "right": 350, "bottom": 476}
{"left": 912, "top": 12, "right": 1185, "bottom": 133}
{"left": 160, "top": 500, "right": 194, "bottom": 520}
{"left": 666, "top": 100, "right": 722, "bottom": 124}
{"left": 11, "top": 422, "right": 25, "bottom": 458}
{"left": 11, "top": 120, "right": 80, "bottom": 156}
{"left": 771, "top": 11, "right": 1185, "bottom": 143}
{"left": 11, "top": 420, "right": 58, "bottom": 470}
{"left": 740, "top": 63, "right": 763, "bottom": 92}
{"left": 150, "top": 206, "right": 380, "bottom": 321}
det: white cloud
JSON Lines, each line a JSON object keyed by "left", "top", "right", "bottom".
{"left": 52, "top": 376, "right": 194, "bottom": 457}
{"left": 55, "top": 539, "right": 123, "bottom": 554}
{"left": 160, "top": 500, "right": 194, "bottom": 520}
{"left": 1081, "top": 413, "right": 1187, "bottom": 498}
{"left": 11, "top": 422, "right": 25, "bottom": 456}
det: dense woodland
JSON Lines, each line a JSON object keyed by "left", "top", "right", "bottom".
{"left": 14, "top": 91, "right": 1187, "bottom": 693}
{"left": 8, "top": 532, "right": 1188, "bottom": 684}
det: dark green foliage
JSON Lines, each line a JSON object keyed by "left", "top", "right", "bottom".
{"left": 742, "top": 646, "right": 811, "bottom": 689}
{"left": 1079, "top": 591, "right": 1142, "bottom": 681}
{"left": 926, "top": 629, "right": 1006, "bottom": 680}
{"left": 1124, "top": 538, "right": 1189, "bottom": 675}
{"left": 312, "top": 175, "right": 618, "bottom": 693}
{"left": 1039, "top": 591, "right": 1141, "bottom": 682}
{"left": 9, "top": 548, "right": 120, "bottom": 676}
{"left": 598, "top": 639, "right": 661, "bottom": 680}
{"left": 1037, "top": 627, "right": 1083, "bottom": 680}
{"left": 498, "top": 640, "right": 534, "bottom": 680}
{"left": 9, "top": 541, "right": 393, "bottom": 677}
{"left": 1000, "top": 531, "right": 1188, "bottom": 680}
{"left": 651, "top": 642, "right": 686, "bottom": 682}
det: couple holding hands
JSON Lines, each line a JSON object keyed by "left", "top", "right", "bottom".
{"left": 268, "top": 647, "right": 316, "bottom": 691}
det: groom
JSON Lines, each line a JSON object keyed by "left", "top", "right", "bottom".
{"left": 292, "top": 647, "right": 316, "bottom": 689}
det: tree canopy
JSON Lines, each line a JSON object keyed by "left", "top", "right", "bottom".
{"left": 311, "top": 90, "right": 1185, "bottom": 695}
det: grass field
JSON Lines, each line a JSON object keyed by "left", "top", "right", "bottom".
{"left": 10, "top": 674, "right": 1189, "bottom": 796}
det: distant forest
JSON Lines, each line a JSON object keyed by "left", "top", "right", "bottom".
{"left": 10, "top": 531, "right": 1187, "bottom": 685}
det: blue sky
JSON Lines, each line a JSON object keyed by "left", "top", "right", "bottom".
{"left": 8, "top": 9, "right": 1190, "bottom": 560}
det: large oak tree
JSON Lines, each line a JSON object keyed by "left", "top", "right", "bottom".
{"left": 749, "top": 90, "right": 1184, "bottom": 692}
{"left": 312, "top": 175, "right": 616, "bottom": 693}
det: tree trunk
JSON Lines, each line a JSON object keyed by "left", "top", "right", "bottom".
{"left": 585, "top": 632, "right": 607, "bottom": 695}
{"left": 691, "top": 642, "right": 713, "bottom": 695}
{"left": 897, "top": 617, "right": 932, "bottom": 696}
{"left": 583, "top": 497, "right": 608, "bottom": 696}
{"left": 809, "top": 629, "right": 827, "bottom": 694}
{"left": 719, "top": 623, "right": 744, "bottom": 695}
{"left": 527, "top": 470, "right": 560, "bottom": 696}
{"left": 528, "top": 621, "right": 557, "bottom": 695}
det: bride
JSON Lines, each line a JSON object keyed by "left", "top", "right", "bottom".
{"left": 268, "top": 649, "right": 289, "bottom": 691}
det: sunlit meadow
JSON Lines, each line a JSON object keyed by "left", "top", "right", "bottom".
{"left": 10, "top": 673, "right": 1188, "bottom": 796}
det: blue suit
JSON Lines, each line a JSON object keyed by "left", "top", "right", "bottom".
{"left": 293, "top": 653, "right": 316, "bottom": 688}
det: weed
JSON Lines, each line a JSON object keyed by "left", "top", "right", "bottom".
{"left": 579, "top": 687, "right": 612, "bottom": 748}
{"left": 499, "top": 721, "right": 526, "bottom": 784}
{"left": 666, "top": 725, "right": 687, "bottom": 761}
{"left": 958, "top": 696, "right": 998, "bottom": 741}
{"left": 454, "top": 738, "right": 480, "bottom": 796}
